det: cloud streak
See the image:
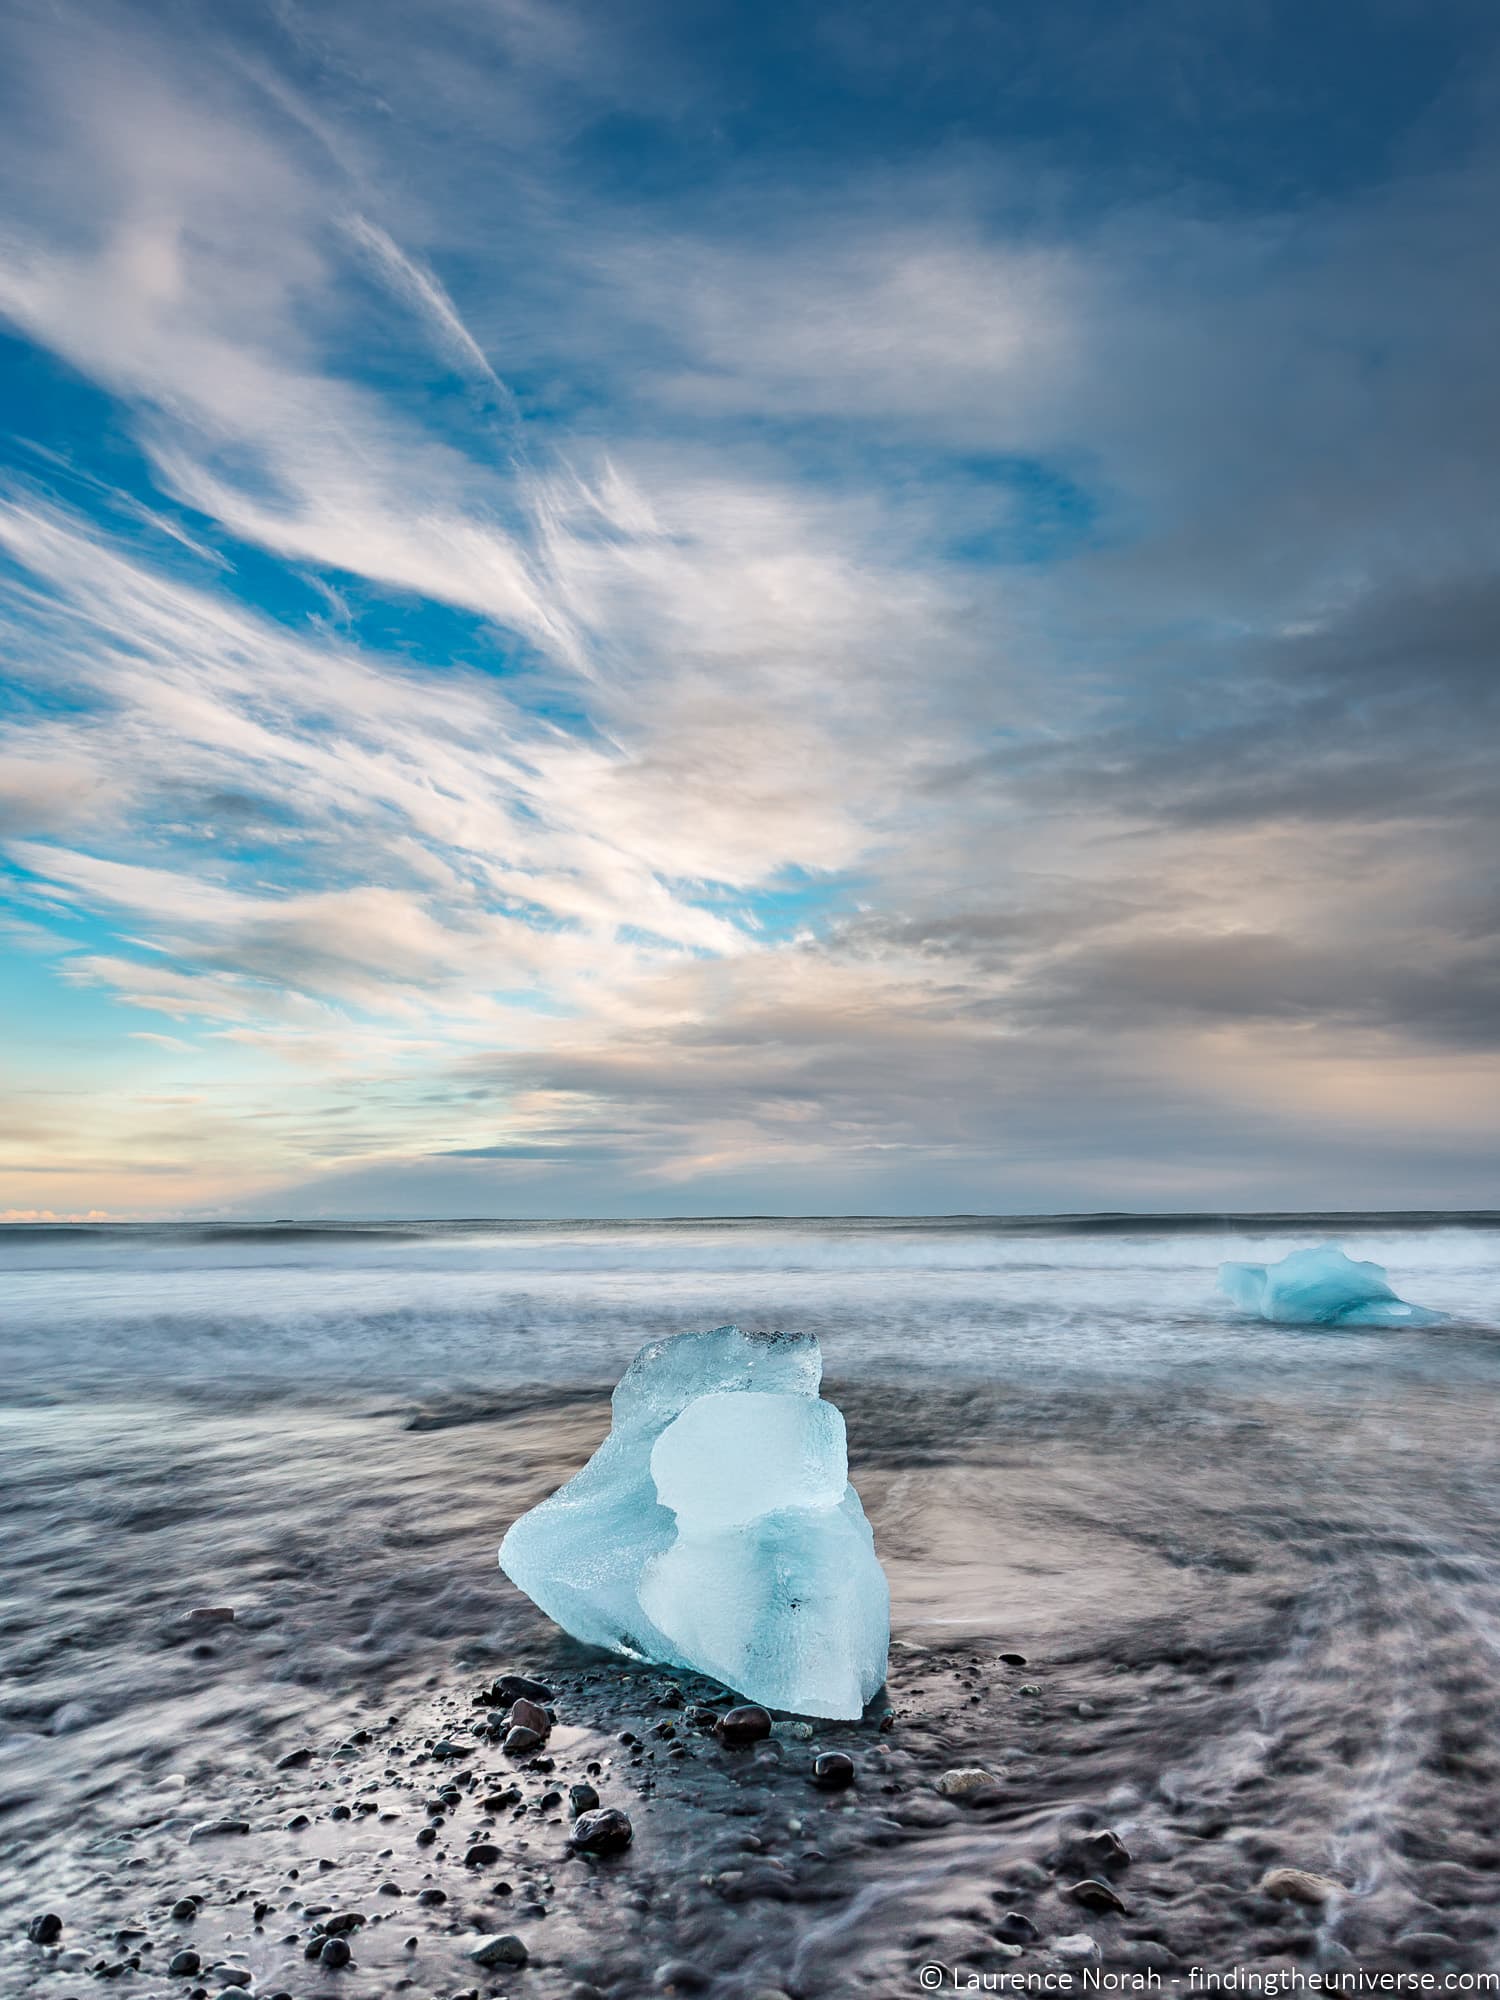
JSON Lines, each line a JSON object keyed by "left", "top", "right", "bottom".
{"left": 0, "top": 0, "right": 1497, "bottom": 1215}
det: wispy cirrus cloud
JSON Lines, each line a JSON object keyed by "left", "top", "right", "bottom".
{"left": 0, "top": 0, "right": 1497, "bottom": 1215}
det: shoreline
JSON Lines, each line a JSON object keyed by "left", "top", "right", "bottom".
{"left": 11, "top": 1630, "right": 1495, "bottom": 1999}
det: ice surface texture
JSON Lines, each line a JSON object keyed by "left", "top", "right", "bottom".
{"left": 1218, "top": 1243, "right": 1445, "bottom": 1326}
{"left": 498, "top": 1325, "right": 889, "bottom": 1719}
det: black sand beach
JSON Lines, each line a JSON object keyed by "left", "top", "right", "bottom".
{"left": 5, "top": 1220, "right": 1500, "bottom": 1996}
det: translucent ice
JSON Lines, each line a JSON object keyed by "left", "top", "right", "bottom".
{"left": 498, "top": 1325, "right": 889, "bottom": 1719}
{"left": 639, "top": 1391, "right": 888, "bottom": 1719}
{"left": 1218, "top": 1243, "right": 1445, "bottom": 1327}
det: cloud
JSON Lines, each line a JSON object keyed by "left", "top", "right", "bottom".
{"left": 1, "top": 0, "right": 1497, "bottom": 1214}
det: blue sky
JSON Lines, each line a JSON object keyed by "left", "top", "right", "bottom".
{"left": 0, "top": 0, "right": 1497, "bottom": 1218}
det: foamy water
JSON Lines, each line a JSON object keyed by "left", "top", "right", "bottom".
{"left": 4, "top": 1212, "right": 1496, "bottom": 1391}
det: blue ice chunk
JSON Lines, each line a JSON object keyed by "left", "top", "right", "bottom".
{"left": 639, "top": 1391, "right": 889, "bottom": 1719}
{"left": 498, "top": 1325, "right": 888, "bottom": 1717}
{"left": 1218, "top": 1243, "right": 1445, "bottom": 1326}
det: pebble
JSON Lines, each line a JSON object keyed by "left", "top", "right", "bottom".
{"left": 275, "top": 1747, "right": 314, "bottom": 1769}
{"left": 1258, "top": 1868, "right": 1343, "bottom": 1906}
{"left": 1069, "top": 1878, "right": 1127, "bottom": 1914}
{"left": 812, "top": 1752, "right": 855, "bottom": 1790}
{"left": 655, "top": 1959, "right": 710, "bottom": 1992}
{"left": 27, "top": 1914, "right": 63, "bottom": 1946}
{"left": 190, "top": 1818, "right": 251, "bottom": 1841}
{"left": 999, "top": 1651, "right": 1028, "bottom": 1666}
{"left": 569, "top": 1782, "right": 601, "bottom": 1816}
{"left": 169, "top": 1899, "right": 199, "bottom": 1920}
{"left": 1397, "top": 1933, "right": 1460, "bottom": 1963}
{"left": 504, "top": 1723, "right": 545, "bottom": 1756}
{"left": 167, "top": 1949, "right": 202, "bottom": 1975}
{"left": 1051, "top": 1934, "right": 1100, "bottom": 1963}
{"left": 320, "top": 1935, "right": 352, "bottom": 1968}
{"left": 569, "top": 1806, "right": 634, "bottom": 1854}
{"left": 208, "top": 1968, "right": 252, "bottom": 1988}
{"left": 486, "top": 1674, "right": 554, "bottom": 1705}
{"left": 470, "top": 1933, "right": 530, "bottom": 1968}
{"left": 936, "top": 1767, "right": 997, "bottom": 1799}
{"left": 510, "top": 1697, "right": 550, "bottom": 1737}
{"left": 716, "top": 1705, "right": 773, "bottom": 1746}
{"left": 994, "top": 1912, "right": 1039, "bottom": 1944}
{"left": 1082, "top": 1829, "right": 1130, "bottom": 1872}
{"left": 465, "top": 1842, "right": 502, "bottom": 1866}
{"left": 187, "top": 1606, "right": 237, "bottom": 1624}
{"left": 417, "top": 1889, "right": 447, "bottom": 1907}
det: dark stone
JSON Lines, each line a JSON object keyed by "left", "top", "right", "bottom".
{"left": 1083, "top": 1830, "right": 1131, "bottom": 1873}
{"left": 716, "top": 1705, "right": 773, "bottom": 1747}
{"left": 275, "top": 1747, "right": 314, "bottom": 1769}
{"left": 471, "top": 1933, "right": 529, "bottom": 1968}
{"left": 812, "top": 1752, "right": 855, "bottom": 1790}
{"left": 169, "top": 1899, "right": 198, "bottom": 1920}
{"left": 569, "top": 1783, "right": 601, "bottom": 1817}
{"left": 655, "top": 1959, "right": 711, "bottom": 1992}
{"left": 415, "top": 1826, "right": 437, "bottom": 1847}
{"left": 168, "top": 1949, "right": 202, "bottom": 1975}
{"left": 1397, "top": 1933, "right": 1460, "bottom": 1964}
{"left": 1070, "top": 1878, "right": 1128, "bottom": 1915}
{"left": 685, "top": 1706, "right": 719, "bottom": 1731}
{"left": 321, "top": 1913, "right": 365, "bottom": 1936}
{"left": 482, "top": 1786, "right": 523, "bottom": 1811}
{"left": 509, "top": 1697, "right": 550, "bottom": 1737}
{"left": 466, "top": 1843, "right": 502, "bottom": 1867}
{"left": 320, "top": 1935, "right": 352, "bottom": 1968}
{"left": 27, "top": 1915, "right": 63, "bottom": 1946}
{"left": 994, "top": 1912, "right": 1039, "bottom": 1945}
{"left": 417, "top": 1889, "right": 447, "bottom": 1907}
{"left": 504, "top": 1724, "right": 544, "bottom": 1756}
{"left": 570, "top": 1806, "right": 634, "bottom": 1855}
{"left": 482, "top": 1674, "right": 554, "bottom": 1706}
{"left": 999, "top": 1652, "right": 1028, "bottom": 1666}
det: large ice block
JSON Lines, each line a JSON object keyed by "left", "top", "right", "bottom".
{"left": 639, "top": 1391, "right": 888, "bottom": 1718}
{"left": 1218, "top": 1243, "right": 1444, "bottom": 1326}
{"left": 498, "top": 1325, "right": 889, "bottom": 1718}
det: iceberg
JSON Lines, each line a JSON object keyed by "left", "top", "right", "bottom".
{"left": 498, "top": 1325, "right": 889, "bottom": 1720}
{"left": 1217, "top": 1242, "right": 1444, "bottom": 1327}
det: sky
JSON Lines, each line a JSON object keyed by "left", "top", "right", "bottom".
{"left": 0, "top": 0, "right": 1497, "bottom": 1220}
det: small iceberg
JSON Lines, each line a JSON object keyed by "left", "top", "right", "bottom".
{"left": 499, "top": 1324, "right": 890, "bottom": 1719}
{"left": 1218, "top": 1242, "right": 1445, "bottom": 1327}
